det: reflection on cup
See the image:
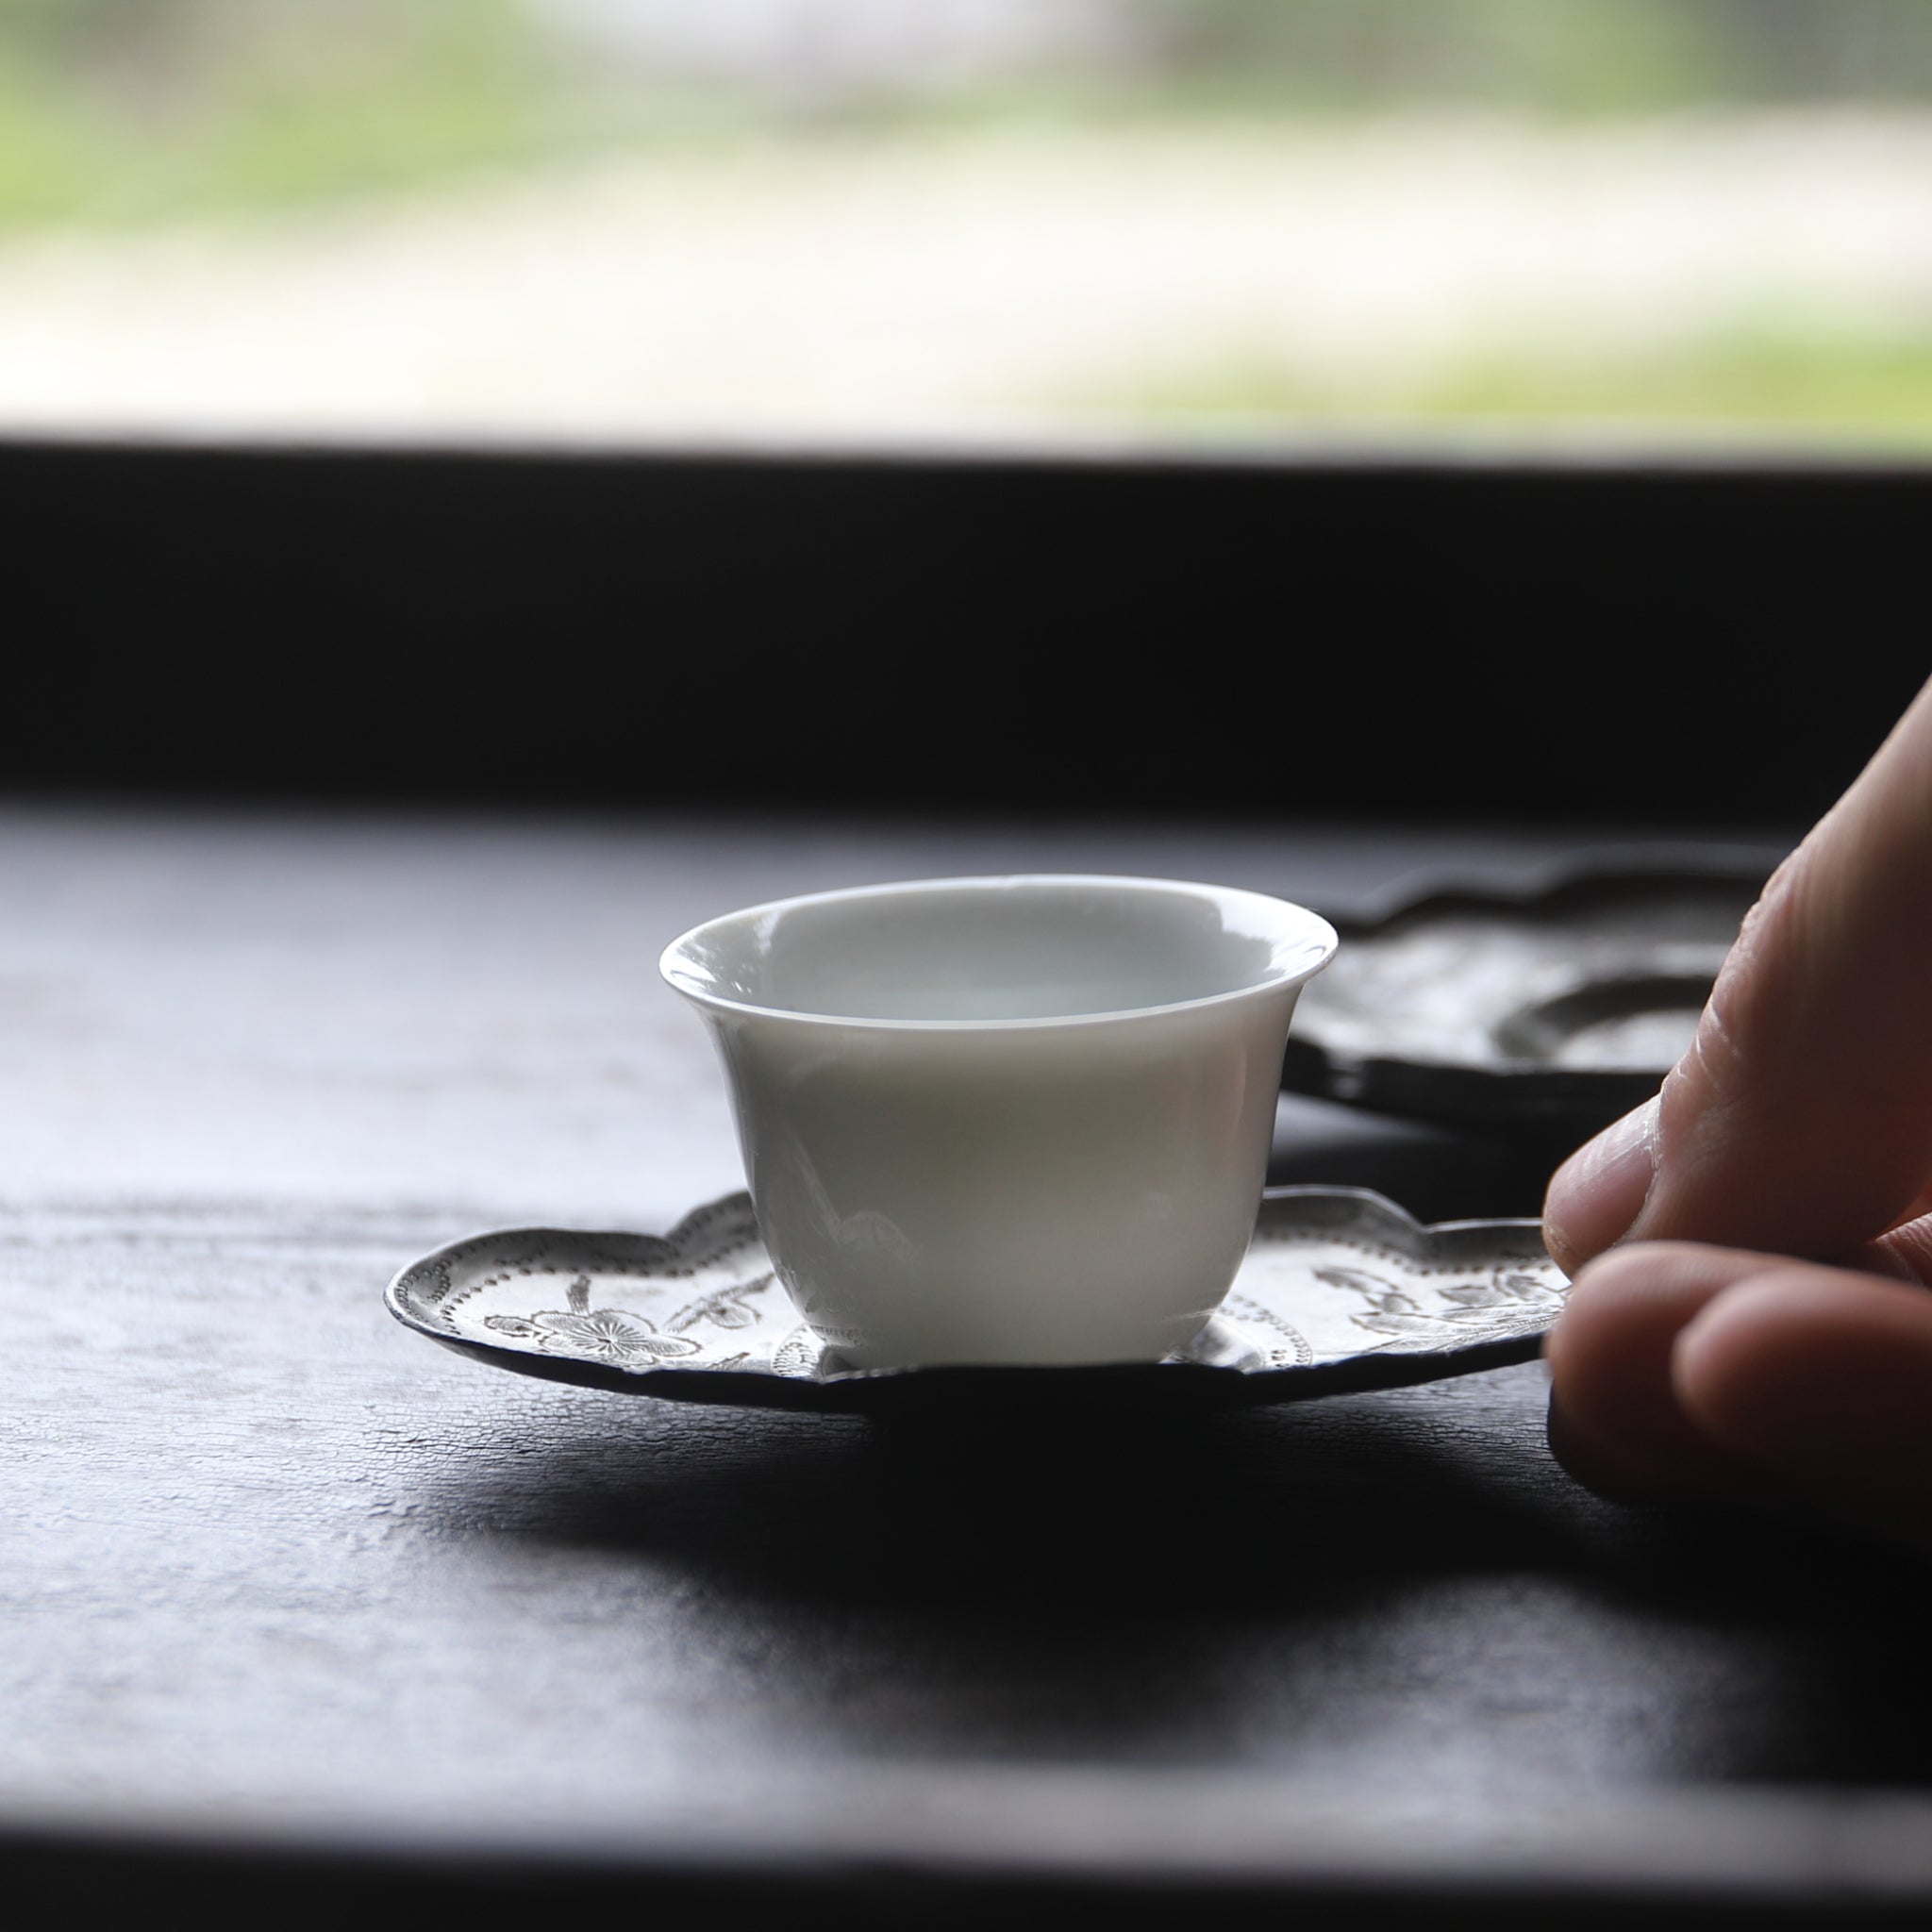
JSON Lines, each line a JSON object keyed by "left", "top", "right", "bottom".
{"left": 661, "top": 875, "right": 1338, "bottom": 1369}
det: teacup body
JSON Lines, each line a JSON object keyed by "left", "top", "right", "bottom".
{"left": 661, "top": 876, "right": 1337, "bottom": 1369}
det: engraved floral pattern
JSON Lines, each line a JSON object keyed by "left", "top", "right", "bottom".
{"left": 1314, "top": 1265, "right": 1567, "bottom": 1351}
{"left": 388, "top": 1188, "right": 1570, "bottom": 1407}
{"left": 484, "top": 1306, "right": 700, "bottom": 1364}
{"left": 667, "top": 1276, "right": 775, "bottom": 1334}
{"left": 480, "top": 1272, "right": 700, "bottom": 1364}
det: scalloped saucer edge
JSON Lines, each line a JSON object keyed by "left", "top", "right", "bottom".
{"left": 385, "top": 1186, "right": 1565, "bottom": 1413}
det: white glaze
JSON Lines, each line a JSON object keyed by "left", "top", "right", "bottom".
{"left": 661, "top": 875, "right": 1337, "bottom": 1369}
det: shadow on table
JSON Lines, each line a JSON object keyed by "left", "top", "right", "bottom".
{"left": 423, "top": 1362, "right": 1932, "bottom": 1790}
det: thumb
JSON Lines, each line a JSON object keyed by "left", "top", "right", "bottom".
{"left": 1546, "top": 673, "right": 1932, "bottom": 1274}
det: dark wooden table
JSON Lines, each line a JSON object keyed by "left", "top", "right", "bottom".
{"left": 8, "top": 800, "right": 1931, "bottom": 1926}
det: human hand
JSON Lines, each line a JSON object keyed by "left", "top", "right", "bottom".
{"left": 1541, "top": 675, "right": 1932, "bottom": 1541}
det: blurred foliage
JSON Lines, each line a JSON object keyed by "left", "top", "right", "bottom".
{"left": 0, "top": 1, "right": 597, "bottom": 227}
{"left": 4, "top": 1, "right": 1932, "bottom": 230}
{"left": 1100, "top": 321, "right": 1932, "bottom": 444}
{"left": 1124, "top": 1, "right": 1932, "bottom": 111}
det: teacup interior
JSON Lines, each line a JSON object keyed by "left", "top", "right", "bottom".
{"left": 667, "top": 877, "right": 1331, "bottom": 1024}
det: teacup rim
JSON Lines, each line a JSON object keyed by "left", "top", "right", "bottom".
{"left": 659, "top": 872, "right": 1339, "bottom": 1033}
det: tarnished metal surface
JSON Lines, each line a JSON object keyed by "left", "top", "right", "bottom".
{"left": 389, "top": 1186, "right": 1561, "bottom": 1407}
{"left": 1285, "top": 854, "right": 1776, "bottom": 1133}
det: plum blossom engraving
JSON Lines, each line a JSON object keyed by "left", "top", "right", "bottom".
{"left": 482, "top": 1273, "right": 700, "bottom": 1365}
{"left": 668, "top": 1274, "right": 775, "bottom": 1335}
{"left": 1315, "top": 1264, "right": 1565, "bottom": 1347}
{"left": 1434, "top": 1271, "right": 1567, "bottom": 1319}
{"left": 483, "top": 1307, "right": 700, "bottom": 1363}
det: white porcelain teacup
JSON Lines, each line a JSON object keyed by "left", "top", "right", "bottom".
{"left": 660, "top": 875, "right": 1338, "bottom": 1370}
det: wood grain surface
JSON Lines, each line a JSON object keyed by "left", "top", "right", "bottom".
{"left": 6, "top": 806, "right": 1926, "bottom": 1923}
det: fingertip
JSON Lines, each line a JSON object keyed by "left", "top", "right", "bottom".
{"left": 1542, "top": 1242, "right": 1759, "bottom": 1501}
{"left": 1674, "top": 1269, "right": 1932, "bottom": 1507}
{"left": 1542, "top": 1095, "right": 1659, "bottom": 1276}
{"left": 1546, "top": 1240, "right": 1736, "bottom": 1379}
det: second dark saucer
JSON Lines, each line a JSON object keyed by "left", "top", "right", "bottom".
{"left": 1282, "top": 851, "right": 1774, "bottom": 1137}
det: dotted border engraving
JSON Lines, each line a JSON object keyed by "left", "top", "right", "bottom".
{"left": 386, "top": 1188, "right": 1569, "bottom": 1404}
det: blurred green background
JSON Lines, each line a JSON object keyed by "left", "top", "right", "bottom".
{"left": 8, "top": 0, "right": 1932, "bottom": 228}
{"left": 4, "top": 0, "right": 1931, "bottom": 444}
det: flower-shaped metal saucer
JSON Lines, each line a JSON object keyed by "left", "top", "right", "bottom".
{"left": 1281, "top": 852, "right": 1774, "bottom": 1137}
{"left": 385, "top": 1186, "right": 1565, "bottom": 1414}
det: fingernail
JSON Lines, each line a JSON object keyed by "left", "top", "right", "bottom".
{"left": 1543, "top": 1093, "right": 1660, "bottom": 1274}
